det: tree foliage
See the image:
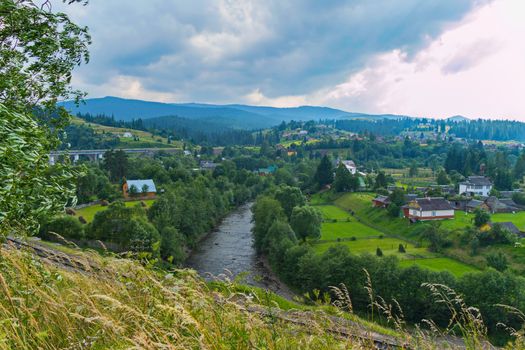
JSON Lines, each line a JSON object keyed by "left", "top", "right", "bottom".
{"left": 290, "top": 206, "right": 322, "bottom": 241}
{"left": 0, "top": 105, "right": 78, "bottom": 235}
{"left": 314, "top": 155, "right": 333, "bottom": 188}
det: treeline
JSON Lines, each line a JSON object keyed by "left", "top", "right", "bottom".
{"left": 450, "top": 119, "right": 525, "bottom": 141}
{"left": 252, "top": 189, "right": 525, "bottom": 340}
{"left": 61, "top": 124, "right": 120, "bottom": 149}
{"left": 76, "top": 112, "right": 147, "bottom": 130}
{"left": 445, "top": 142, "right": 525, "bottom": 190}
{"left": 332, "top": 117, "right": 525, "bottom": 141}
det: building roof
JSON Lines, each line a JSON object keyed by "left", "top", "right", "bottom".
{"left": 257, "top": 165, "right": 278, "bottom": 174}
{"left": 373, "top": 195, "right": 390, "bottom": 204}
{"left": 466, "top": 199, "right": 483, "bottom": 208}
{"left": 126, "top": 179, "right": 156, "bottom": 193}
{"left": 489, "top": 222, "right": 521, "bottom": 235}
{"left": 500, "top": 190, "right": 523, "bottom": 199}
{"left": 341, "top": 160, "right": 356, "bottom": 168}
{"left": 200, "top": 161, "right": 218, "bottom": 169}
{"left": 484, "top": 196, "right": 517, "bottom": 211}
{"left": 410, "top": 197, "right": 454, "bottom": 211}
{"left": 461, "top": 176, "right": 493, "bottom": 186}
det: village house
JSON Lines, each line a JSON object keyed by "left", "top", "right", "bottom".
{"left": 123, "top": 179, "right": 157, "bottom": 199}
{"left": 372, "top": 195, "right": 390, "bottom": 208}
{"left": 339, "top": 160, "right": 357, "bottom": 174}
{"left": 256, "top": 165, "right": 277, "bottom": 176}
{"left": 199, "top": 160, "right": 218, "bottom": 170}
{"left": 482, "top": 196, "right": 520, "bottom": 214}
{"left": 459, "top": 176, "right": 493, "bottom": 197}
{"left": 403, "top": 197, "right": 455, "bottom": 221}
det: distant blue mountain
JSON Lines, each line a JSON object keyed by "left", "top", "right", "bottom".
{"left": 447, "top": 115, "right": 470, "bottom": 122}
{"left": 59, "top": 96, "right": 407, "bottom": 129}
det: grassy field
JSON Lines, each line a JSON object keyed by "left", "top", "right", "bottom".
{"left": 326, "top": 192, "right": 486, "bottom": 276}
{"left": 441, "top": 211, "right": 525, "bottom": 231}
{"left": 316, "top": 205, "right": 351, "bottom": 220}
{"left": 72, "top": 117, "right": 181, "bottom": 149}
{"left": 313, "top": 237, "right": 433, "bottom": 259}
{"left": 320, "top": 222, "right": 382, "bottom": 240}
{"left": 75, "top": 199, "right": 155, "bottom": 222}
{"left": 399, "top": 257, "right": 479, "bottom": 277}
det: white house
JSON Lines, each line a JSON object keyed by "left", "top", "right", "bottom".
{"left": 403, "top": 197, "right": 454, "bottom": 221}
{"left": 340, "top": 160, "right": 357, "bottom": 174}
{"left": 459, "top": 176, "right": 493, "bottom": 197}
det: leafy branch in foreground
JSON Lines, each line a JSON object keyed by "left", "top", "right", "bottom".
{"left": 0, "top": 104, "right": 79, "bottom": 236}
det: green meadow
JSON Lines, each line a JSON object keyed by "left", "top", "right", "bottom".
{"left": 75, "top": 199, "right": 156, "bottom": 222}
{"left": 399, "top": 257, "right": 478, "bottom": 277}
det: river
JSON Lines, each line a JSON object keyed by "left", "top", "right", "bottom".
{"left": 186, "top": 203, "right": 295, "bottom": 299}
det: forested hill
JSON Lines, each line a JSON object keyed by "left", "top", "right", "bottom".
{"left": 59, "top": 96, "right": 405, "bottom": 129}
{"left": 333, "top": 118, "right": 525, "bottom": 142}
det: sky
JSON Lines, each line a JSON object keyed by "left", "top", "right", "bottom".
{"left": 60, "top": 0, "right": 525, "bottom": 120}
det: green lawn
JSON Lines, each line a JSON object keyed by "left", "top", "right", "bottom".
{"left": 313, "top": 237, "right": 433, "bottom": 259}
{"left": 399, "top": 257, "right": 479, "bottom": 277}
{"left": 316, "top": 205, "right": 351, "bottom": 221}
{"left": 334, "top": 192, "right": 422, "bottom": 240}
{"left": 321, "top": 222, "right": 382, "bottom": 241}
{"left": 441, "top": 211, "right": 525, "bottom": 231}
{"left": 75, "top": 199, "right": 155, "bottom": 222}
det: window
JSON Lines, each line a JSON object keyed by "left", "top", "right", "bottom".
{"left": 432, "top": 211, "right": 436, "bottom": 216}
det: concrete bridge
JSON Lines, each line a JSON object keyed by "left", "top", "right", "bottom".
{"left": 49, "top": 148, "right": 182, "bottom": 164}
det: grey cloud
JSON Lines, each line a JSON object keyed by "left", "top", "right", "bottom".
{"left": 64, "top": 0, "right": 490, "bottom": 103}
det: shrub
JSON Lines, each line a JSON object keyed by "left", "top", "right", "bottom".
{"left": 398, "top": 244, "right": 406, "bottom": 253}
{"left": 486, "top": 251, "right": 508, "bottom": 271}
{"left": 141, "top": 201, "right": 147, "bottom": 208}
{"left": 351, "top": 236, "right": 356, "bottom": 241}
{"left": 65, "top": 208, "right": 76, "bottom": 216}
{"left": 100, "top": 200, "right": 109, "bottom": 206}
{"left": 379, "top": 234, "right": 384, "bottom": 239}
{"left": 78, "top": 216, "right": 87, "bottom": 224}
{"left": 376, "top": 247, "right": 383, "bottom": 257}
{"left": 39, "top": 216, "right": 84, "bottom": 240}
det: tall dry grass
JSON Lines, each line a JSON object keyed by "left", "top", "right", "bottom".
{"left": 0, "top": 246, "right": 374, "bottom": 349}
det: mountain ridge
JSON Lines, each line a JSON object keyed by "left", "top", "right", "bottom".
{"left": 59, "top": 96, "right": 408, "bottom": 129}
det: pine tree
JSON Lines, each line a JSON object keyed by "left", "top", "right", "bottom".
{"left": 314, "top": 155, "right": 333, "bottom": 188}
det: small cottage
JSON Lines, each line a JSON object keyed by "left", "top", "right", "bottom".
{"left": 123, "top": 179, "right": 157, "bottom": 199}
{"left": 404, "top": 197, "right": 455, "bottom": 221}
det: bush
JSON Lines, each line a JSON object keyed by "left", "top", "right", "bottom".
{"left": 100, "top": 200, "right": 109, "bottom": 206}
{"left": 486, "top": 251, "right": 508, "bottom": 271}
{"left": 351, "top": 236, "right": 356, "bottom": 241}
{"left": 398, "top": 244, "right": 406, "bottom": 253}
{"left": 39, "top": 216, "right": 84, "bottom": 240}
{"left": 141, "top": 200, "right": 147, "bottom": 208}
{"left": 78, "top": 216, "right": 87, "bottom": 224}
{"left": 376, "top": 247, "right": 383, "bottom": 257}
{"left": 379, "top": 234, "right": 384, "bottom": 239}
{"left": 387, "top": 203, "right": 400, "bottom": 218}
{"left": 512, "top": 192, "right": 525, "bottom": 206}
{"left": 65, "top": 208, "right": 76, "bottom": 216}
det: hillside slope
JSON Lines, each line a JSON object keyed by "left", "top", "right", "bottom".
{"left": 0, "top": 240, "right": 406, "bottom": 349}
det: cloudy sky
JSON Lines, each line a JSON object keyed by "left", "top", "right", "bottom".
{"left": 61, "top": 0, "right": 525, "bottom": 119}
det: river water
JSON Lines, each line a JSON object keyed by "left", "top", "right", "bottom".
{"left": 186, "top": 203, "right": 295, "bottom": 299}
